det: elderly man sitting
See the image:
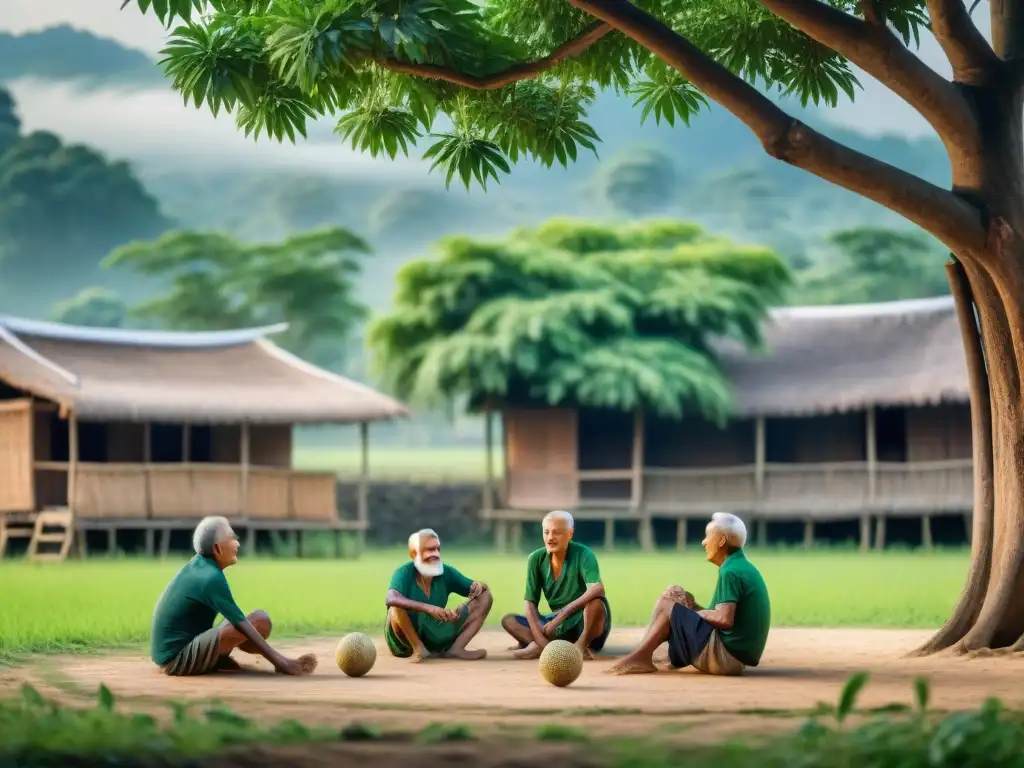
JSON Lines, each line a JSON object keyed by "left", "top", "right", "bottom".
{"left": 607, "top": 512, "right": 770, "bottom": 676}
{"left": 501, "top": 510, "right": 611, "bottom": 660}
{"left": 150, "top": 516, "right": 317, "bottom": 676}
{"left": 385, "top": 528, "right": 493, "bottom": 662}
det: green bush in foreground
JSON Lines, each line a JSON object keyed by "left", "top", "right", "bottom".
{"left": 3, "top": 674, "right": 1024, "bottom": 766}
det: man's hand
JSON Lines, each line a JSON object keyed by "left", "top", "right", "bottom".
{"left": 663, "top": 585, "right": 695, "bottom": 608}
{"left": 276, "top": 653, "right": 318, "bottom": 676}
{"left": 542, "top": 614, "right": 563, "bottom": 639}
{"left": 428, "top": 605, "right": 461, "bottom": 623}
{"left": 468, "top": 581, "right": 487, "bottom": 600}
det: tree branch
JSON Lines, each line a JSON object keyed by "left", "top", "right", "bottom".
{"left": 927, "top": 0, "right": 1001, "bottom": 83}
{"left": 566, "top": 0, "right": 987, "bottom": 255}
{"left": 374, "top": 22, "right": 612, "bottom": 89}
{"left": 991, "top": 0, "right": 1024, "bottom": 62}
{"left": 755, "top": 0, "right": 980, "bottom": 156}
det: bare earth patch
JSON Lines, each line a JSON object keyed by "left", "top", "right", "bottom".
{"left": 9, "top": 627, "right": 1024, "bottom": 761}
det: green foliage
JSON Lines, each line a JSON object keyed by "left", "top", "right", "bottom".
{"left": 49, "top": 287, "right": 128, "bottom": 328}
{"left": 126, "top": 0, "right": 932, "bottom": 191}
{"left": 791, "top": 227, "right": 948, "bottom": 305}
{"left": 100, "top": 227, "right": 371, "bottom": 363}
{"left": 368, "top": 218, "right": 789, "bottom": 419}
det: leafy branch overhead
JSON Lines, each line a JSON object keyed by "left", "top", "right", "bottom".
{"left": 366, "top": 219, "right": 790, "bottom": 420}
{"left": 127, "top": 0, "right": 879, "bottom": 191}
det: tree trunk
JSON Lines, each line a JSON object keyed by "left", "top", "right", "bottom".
{"left": 912, "top": 49, "right": 1024, "bottom": 656}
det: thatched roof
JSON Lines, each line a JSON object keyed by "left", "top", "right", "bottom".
{"left": 716, "top": 295, "right": 967, "bottom": 417}
{"left": 0, "top": 316, "right": 409, "bottom": 424}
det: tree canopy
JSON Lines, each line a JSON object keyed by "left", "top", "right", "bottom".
{"left": 86, "top": 227, "right": 372, "bottom": 365}
{"left": 367, "top": 218, "right": 790, "bottom": 420}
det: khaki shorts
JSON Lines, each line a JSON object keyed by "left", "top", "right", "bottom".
{"left": 160, "top": 625, "right": 222, "bottom": 676}
{"left": 693, "top": 630, "right": 745, "bottom": 676}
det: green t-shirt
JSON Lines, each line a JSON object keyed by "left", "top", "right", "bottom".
{"left": 150, "top": 555, "right": 247, "bottom": 665}
{"left": 708, "top": 549, "right": 771, "bottom": 666}
{"left": 387, "top": 561, "right": 474, "bottom": 650}
{"left": 524, "top": 541, "right": 602, "bottom": 637}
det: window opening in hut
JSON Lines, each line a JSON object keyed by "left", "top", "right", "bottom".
{"left": 766, "top": 413, "right": 867, "bottom": 463}
{"left": 875, "top": 407, "right": 908, "bottom": 462}
{"left": 577, "top": 408, "right": 632, "bottom": 502}
{"left": 150, "top": 423, "right": 184, "bottom": 463}
{"left": 190, "top": 425, "right": 213, "bottom": 463}
{"left": 77, "top": 422, "right": 109, "bottom": 462}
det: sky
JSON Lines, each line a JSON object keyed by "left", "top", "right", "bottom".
{"left": 0, "top": 0, "right": 996, "bottom": 173}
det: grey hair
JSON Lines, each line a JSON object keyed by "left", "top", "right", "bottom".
{"left": 408, "top": 528, "right": 440, "bottom": 553}
{"left": 543, "top": 510, "right": 575, "bottom": 529}
{"left": 193, "top": 516, "right": 234, "bottom": 557}
{"left": 708, "top": 512, "right": 747, "bottom": 549}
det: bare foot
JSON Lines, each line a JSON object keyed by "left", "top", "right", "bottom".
{"left": 442, "top": 648, "right": 488, "bottom": 660}
{"left": 214, "top": 655, "right": 242, "bottom": 672}
{"left": 411, "top": 648, "right": 432, "bottom": 663}
{"left": 578, "top": 646, "right": 595, "bottom": 661}
{"left": 513, "top": 643, "right": 542, "bottom": 660}
{"left": 605, "top": 659, "right": 658, "bottom": 675}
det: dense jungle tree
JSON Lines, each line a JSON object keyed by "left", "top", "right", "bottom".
{"left": 98, "top": 227, "right": 371, "bottom": 365}
{"left": 50, "top": 287, "right": 128, "bottom": 328}
{"left": 130, "top": 0, "right": 1022, "bottom": 656}
{"left": 367, "top": 218, "right": 789, "bottom": 420}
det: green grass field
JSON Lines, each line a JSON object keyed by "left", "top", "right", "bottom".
{"left": 0, "top": 548, "right": 966, "bottom": 662}
{"left": 293, "top": 446, "right": 498, "bottom": 481}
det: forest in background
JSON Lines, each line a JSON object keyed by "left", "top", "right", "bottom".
{"left": 0, "top": 25, "right": 953, "bottom": 447}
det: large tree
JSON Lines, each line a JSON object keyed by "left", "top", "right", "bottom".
{"left": 129, "top": 0, "right": 1020, "bottom": 655}
{"left": 98, "top": 227, "right": 371, "bottom": 366}
{"left": 367, "top": 218, "right": 789, "bottom": 420}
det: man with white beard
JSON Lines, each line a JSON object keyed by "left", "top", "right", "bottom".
{"left": 384, "top": 528, "right": 493, "bottom": 662}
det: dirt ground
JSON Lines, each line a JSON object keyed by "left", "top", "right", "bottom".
{"left": 9, "top": 627, "right": 1024, "bottom": 765}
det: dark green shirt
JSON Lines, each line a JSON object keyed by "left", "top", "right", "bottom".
{"left": 150, "top": 555, "right": 247, "bottom": 665}
{"left": 387, "top": 561, "right": 474, "bottom": 650}
{"left": 524, "top": 541, "right": 602, "bottom": 638}
{"left": 708, "top": 549, "right": 771, "bottom": 666}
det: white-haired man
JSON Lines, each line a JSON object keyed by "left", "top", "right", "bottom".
{"left": 607, "top": 512, "right": 771, "bottom": 676}
{"left": 150, "top": 516, "right": 317, "bottom": 676}
{"left": 384, "top": 528, "right": 493, "bottom": 662}
{"left": 501, "top": 510, "right": 611, "bottom": 660}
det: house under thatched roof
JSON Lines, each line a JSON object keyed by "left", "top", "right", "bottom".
{"left": 717, "top": 295, "right": 966, "bottom": 417}
{"left": 0, "top": 316, "right": 408, "bottom": 424}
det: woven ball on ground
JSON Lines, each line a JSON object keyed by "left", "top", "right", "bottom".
{"left": 335, "top": 632, "right": 377, "bottom": 677}
{"left": 539, "top": 639, "right": 583, "bottom": 687}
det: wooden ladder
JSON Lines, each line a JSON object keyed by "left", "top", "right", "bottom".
{"left": 27, "top": 509, "right": 75, "bottom": 563}
{"left": 0, "top": 515, "right": 36, "bottom": 558}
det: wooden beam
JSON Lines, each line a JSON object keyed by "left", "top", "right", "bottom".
{"left": 754, "top": 416, "right": 766, "bottom": 503}
{"left": 632, "top": 410, "right": 653, "bottom": 551}
{"left": 859, "top": 515, "right": 871, "bottom": 551}
{"left": 803, "top": 519, "right": 814, "bottom": 548}
{"left": 357, "top": 422, "right": 369, "bottom": 554}
{"left": 675, "top": 519, "right": 687, "bottom": 550}
{"left": 182, "top": 423, "right": 190, "bottom": 462}
{"left": 921, "top": 514, "right": 934, "bottom": 549}
{"left": 604, "top": 518, "right": 615, "bottom": 550}
{"left": 143, "top": 423, "right": 152, "bottom": 519}
{"left": 757, "top": 518, "right": 767, "bottom": 548}
{"left": 240, "top": 423, "right": 250, "bottom": 519}
{"left": 68, "top": 412, "right": 78, "bottom": 520}
{"left": 874, "top": 514, "right": 887, "bottom": 550}
{"left": 864, "top": 407, "right": 877, "bottom": 551}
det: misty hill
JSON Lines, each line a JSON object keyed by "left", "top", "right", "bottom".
{"left": 0, "top": 25, "right": 164, "bottom": 85}
{"left": 0, "top": 25, "right": 952, "bottom": 315}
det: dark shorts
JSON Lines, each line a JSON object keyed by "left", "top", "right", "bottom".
{"left": 667, "top": 603, "right": 714, "bottom": 669}
{"left": 510, "top": 596, "right": 612, "bottom": 652}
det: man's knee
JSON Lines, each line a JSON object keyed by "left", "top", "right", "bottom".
{"left": 473, "top": 590, "right": 494, "bottom": 616}
{"left": 501, "top": 613, "right": 521, "bottom": 632}
{"left": 585, "top": 599, "right": 606, "bottom": 619}
{"left": 247, "top": 610, "right": 272, "bottom": 638}
{"left": 387, "top": 606, "right": 408, "bottom": 628}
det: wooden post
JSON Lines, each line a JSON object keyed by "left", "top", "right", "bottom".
{"left": 874, "top": 515, "right": 887, "bottom": 550}
{"left": 107, "top": 528, "right": 116, "bottom": 555}
{"left": 754, "top": 416, "right": 766, "bottom": 547}
{"left": 803, "top": 519, "right": 814, "bottom": 548}
{"left": 145, "top": 528, "right": 155, "bottom": 556}
{"left": 357, "top": 422, "right": 369, "bottom": 555}
{"left": 632, "top": 410, "right": 652, "bottom": 551}
{"left": 604, "top": 518, "right": 615, "bottom": 550}
{"left": 68, "top": 412, "right": 79, "bottom": 537}
{"left": 182, "top": 423, "right": 190, "bottom": 462}
{"left": 240, "top": 423, "right": 250, "bottom": 519}
{"left": 865, "top": 407, "right": 877, "bottom": 551}
{"left": 675, "top": 519, "right": 687, "bottom": 550}
{"left": 143, "top": 423, "right": 152, "bottom": 519}
{"left": 483, "top": 409, "right": 495, "bottom": 518}
{"left": 757, "top": 518, "right": 767, "bottom": 548}
{"left": 921, "top": 515, "right": 933, "bottom": 549}
{"left": 510, "top": 520, "right": 523, "bottom": 553}
{"left": 495, "top": 520, "right": 508, "bottom": 552}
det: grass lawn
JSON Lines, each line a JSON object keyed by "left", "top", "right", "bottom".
{"left": 294, "top": 446, "right": 498, "bottom": 482}
{"left": 0, "top": 548, "right": 966, "bottom": 662}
